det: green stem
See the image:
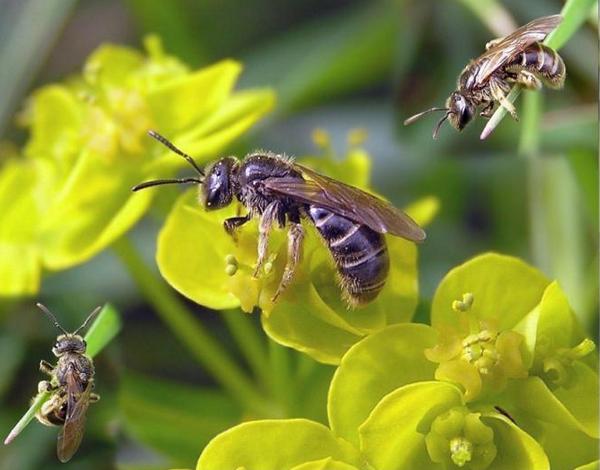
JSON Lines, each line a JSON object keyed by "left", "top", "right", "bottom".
{"left": 221, "top": 309, "right": 270, "bottom": 388}
{"left": 268, "top": 339, "right": 293, "bottom": 416}
{"left": 112, "top": 236, "right": 271, "bottom": 416}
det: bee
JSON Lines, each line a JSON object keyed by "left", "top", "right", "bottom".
{"left": 133, "top": 131, "right": 425, "bottom": 307}
{"left": 404, "top": 15, "right": 565, "bottom": 138}
{"left": 35, "top": 303, "right": 101, "bottom": 462}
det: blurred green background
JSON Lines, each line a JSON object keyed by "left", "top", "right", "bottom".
{"left": 0, "top": 0, "right": 597, "bottom": 468}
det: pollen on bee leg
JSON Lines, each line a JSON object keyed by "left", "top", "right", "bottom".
{"left": 225, "top": 254, "right": 238, "bottom": 276}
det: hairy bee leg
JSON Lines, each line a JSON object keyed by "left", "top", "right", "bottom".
{"left": 40, "top": 360, "right": 55, "bottom": 376}
{"left": 38, "top": 380, "right": 56, "bottom": 393}
{"left": 480, "top": 102, "right": 495, "bottom": 118}
{"left": 90, "top": 393, "right": 100, "bottom": 403}
{"left": 491, "top": 79, "right": 518, "bottom": 120}
{"left": 224, "top": 214, "right": 251, "bottom": 242}
{"left": 515, "top": 70, "right": 542, "bottom": 90}
{"left": 253, "top": 202, "right": 279, "bottom": 278}
{"left": 272, "top": 223, "right": 304, "bottom": 302}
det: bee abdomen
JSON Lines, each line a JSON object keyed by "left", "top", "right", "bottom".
{"left": 309, "top": 206, "right": 389, "bottom": 307}
{"left": 509, "top": 43, "right": 565, "bottom": 88}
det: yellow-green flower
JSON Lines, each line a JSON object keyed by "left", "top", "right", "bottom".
{"left": 0, "top": 36, "right": 274, "bottom": 296}
{"left": 425, "top": 294, "right": 528, "bottom": 401}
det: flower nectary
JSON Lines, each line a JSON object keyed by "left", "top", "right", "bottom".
{"left": 425, "top": 293, "right": 528, "bottom": 401}
{"left": 425, "top": 406, "right": 497, "bottom": 469}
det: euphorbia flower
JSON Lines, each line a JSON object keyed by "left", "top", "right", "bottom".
{"left": 0, "top": 36, "right": 274, "bottom": 296}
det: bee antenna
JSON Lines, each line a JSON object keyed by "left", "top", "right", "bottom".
{"left": 74, "top": 306, "right": 103, "bottom": 335}
{"left": 432, "top": 113, "right": 450, "bottom": 140}
{"left": 36, "top": 303, "right": 68, "bottom": 335}
{"left": 403, "top": 107, "right": 449, "bottom": 126}
{"left": 148, "top": 130, "right": 205, "bottom": 176}
{"left": 131, "top": 177, "right": 203, "bottom": 192}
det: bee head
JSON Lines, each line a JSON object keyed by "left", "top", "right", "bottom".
{"left": 447, "top": 92, "right": 475, "bottom": 131}
{"left": 52, "top": 334, "right": 86, "bottom": 356}
{"left": 201, "top": 157, "right": 238, "bottom": 210}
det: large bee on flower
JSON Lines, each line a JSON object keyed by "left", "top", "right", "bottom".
{"left": 404, "top": 15, "right": 565, "bottom": 138}
{"left": 133, "top": 131, "right": 425, "bottom": 307}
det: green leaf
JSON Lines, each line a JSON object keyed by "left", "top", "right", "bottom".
{"left": 481, "top": 413, "right": 549, "bottom": 470}
{"left": 358, "top": 382, "right": 464, "bottom": 470}
{"left": 545, "top": 0, "right": 598, "bottom": 50}
{"left": 576, "top": 462, "right": 600, "bottom": 470}
{"left": 84, "top": 303, "right": 122, "bottom": 357}
{"left": 551, "top": 362, "right": 599, "bottom": 438}
{"left": 503, "top": 375, "right": 598, "bottom": 438}
{"left": 328, "top": 324, "right": 437, "bottom": 445}
{"left": 196, "top": 419, "right": 363, "bottom": 470}
{"left": 291, "top": 458, "right": 359, "bottom": 470}
{"left": 120, "top": 373, "right": 241, "bottom": 466}
{"left": 431, "top": 253, "right": 549, "bottom": 331}
{"left": 534, "top": 423, "right": 598, "bottom": 470}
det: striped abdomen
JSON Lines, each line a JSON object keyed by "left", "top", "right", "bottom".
{"left": 507, "top": 43, "right": 565, "bottom": 88}
{"left": 308, "top": 206, "right": 389, "bottom": 307}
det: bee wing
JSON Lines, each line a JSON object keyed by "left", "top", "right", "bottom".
{"left": 57, "top": 372, "right": 90, "bottom": 463}
{"left": 263, "top": 164, "right": 426, "bottom": 242}
{"left": 473, "top": 15, "right": 562, "bottom": 85}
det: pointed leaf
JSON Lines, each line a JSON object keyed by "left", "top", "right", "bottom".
{"left": 196, "top": 419, "right": 362, "bottom": 470}
{"left": 328, "top": 324, "right": 437, "bottom": 445}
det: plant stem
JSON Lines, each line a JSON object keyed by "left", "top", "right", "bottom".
{"left": 112, "top": 236, "right": 271, "bottom": 416}
{"left": 268, "top": 339, "right": 293, "bottom": 416}
{"left": 221, "top": 309, "right": 270, "bottom": 388}
{"left": 518, "top": 91, "right": 587, "bottom": 329}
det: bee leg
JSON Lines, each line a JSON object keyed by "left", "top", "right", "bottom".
{"left": 480, "top": 102, "right": 495, "bottom": 118}
{"left": 37, "top": 380, "right": 56, "bottom": 393}
{"left": 515, "top": 70, "right": 542, "bottom": 90}
{"left": 39, "top": 360, "right": 55, "bottom": 376}
{"left": 224, "top": 214, "right": 251, "bottom": 242}
{"left": 491, "top": 79, "right": 518, "bottom": 121}
{"left": 272, "top": 223, "right": 304, "bottom": 302}
{"left": 90, "top": 393, "right": 101, "bottom": 403}
{"left": 253, "top": 202, "right": 279, "bottom": 278}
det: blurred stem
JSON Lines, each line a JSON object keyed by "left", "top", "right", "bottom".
{"left": 221, "top": 309, "right": 270, "bottom": 388}
{"left": 113, "top": 236, "right": 271, "bottom": 416}
{"left": 519, "top": 92, "right": 588, "bottom": 327}
{"left": 268, "top": 340, "right": 293, "bottom": 416}
{"left": 0, "top": 0, "right": 77, "bottom": 135}
{"left": 456, "top": 0, "right": 516, "bottom": 36}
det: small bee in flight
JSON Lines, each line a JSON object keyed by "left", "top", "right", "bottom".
{"left": 34, "top": 304, "right": 101, "bottom": 462}
{"left": 133, "top": 131, "right": 425, "bottom": 307}
{"left": 404, "top": 15, "right": 565, "bottom": 138}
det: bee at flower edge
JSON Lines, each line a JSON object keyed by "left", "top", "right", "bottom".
{"left": 5, "top": 304, "right": 101, "bottom": 463}
{"left": 133, "top": 131, "right": 426, "bottom": 307}
{"left": 404, "top": 15, "right": 565, "bottom": 138}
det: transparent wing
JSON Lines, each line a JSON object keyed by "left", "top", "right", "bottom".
{"left": 263, "top": 164, "right": 426, "bottom": 242}
{"left": 57, "top": 371, "right": 90, "bottom": 463}
{"left": 472, "top": 15, "right": 562, "bottom": 85}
